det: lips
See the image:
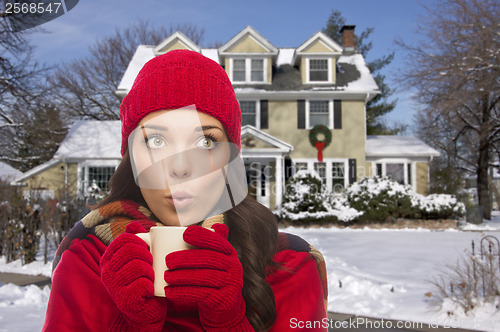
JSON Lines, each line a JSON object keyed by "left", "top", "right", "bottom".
{"left": 166, "top": 191, "right": 194, "bottom": 209}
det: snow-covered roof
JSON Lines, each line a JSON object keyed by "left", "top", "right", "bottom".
{"left": 276, "top": 48, "right": 295, "bottom": 67}
{"left": 200, "top": 49, "right": 219, "bottom": 63}
{"left": 116, "top": 33, "right": 379, "bottom": 96}
{"left": 54, "top": 120, "right": 122, "bottom": 160}
{"left": 0, "top": 161, "right": 23, "bottom": 181}
{"left": 337, "top": 54, "right": 378, "bottom": 91}
{"left": 366, "top": 136, "right": 440, "bottom": 158}
{"left": 116, "top": 45, "right": 155, "bottom": 94}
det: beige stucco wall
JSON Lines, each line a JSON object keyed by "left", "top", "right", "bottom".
{"left": 364, "top": 162, "right": 373, "bottom": 178}
{"left": 416, "top": 162, "right": 429, "bottom": 195}
{"left": 23, "top": 162, "right": 79, "bottom": 199}
{"left": 224, "top": 58, "right": 230, "bottom": 77}
{"left": 267, "top": 56, "right": 272, "bottom": 83}
{"left": 161, "top": 40, "right": 190, "bottom": 53}
{"left": 265, "top": 100, "right": 366, "bottom": 165}
{"left": 302, "top": 40, "right": 333, "bottom": 53}
{"left": 228, "top": 35, "right": 268, "bottom": 53}
{"left": 300, "top": 57, "right": 307, "bottom": 84}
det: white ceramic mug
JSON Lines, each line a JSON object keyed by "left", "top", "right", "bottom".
{"left": 135, "top": 226, "right": 191, "bottom": 297}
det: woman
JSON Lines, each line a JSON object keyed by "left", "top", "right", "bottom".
{"left": 43, "top": 50, "right": 327, "bottom": 331}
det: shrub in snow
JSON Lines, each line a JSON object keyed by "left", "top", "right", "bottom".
{"left": 277, "top": 170, "right": 362, "bottom": 223}
{"left": 0, "top": 182, "right": 40, "bottom": 264}
{"left": 347, "top": 177, "right": 417, "bottom": 221}
{"left": 279, "top": 170, "right": 329, "bottom": 223}
{"left": 428, "top": 239, "right": 500, "bottom": 316}
{"left": 346, "top": 177, "right": 465, "bottom": 222}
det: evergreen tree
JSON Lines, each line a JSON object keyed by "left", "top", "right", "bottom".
{"left": 323, "top": 10, "right": 402, "bottom": 135}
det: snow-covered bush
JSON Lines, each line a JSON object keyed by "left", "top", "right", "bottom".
{"left": 347, "top": 177, "right": 465, "bottom": 222}
{"left": 277, "top": 170, "right": 362, "bottom": 224}
{"left": 277, "top": 174, "right": 464, "bottom": 225}
{"left": 347, "top": 177, "right": 417, "bottom": 221}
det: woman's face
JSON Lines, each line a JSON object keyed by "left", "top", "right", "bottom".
{"left": 129, "top": 108, "right": 231, "bottom": 226}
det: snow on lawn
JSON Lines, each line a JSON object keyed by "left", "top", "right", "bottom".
{"left": 0, "top": 284, "right": 50, "bottom": 332}
{"left": 0, "top": 214, "right": 499, "bottom": 331}
{"left": 287, "top": 215, "right": 500, "bottom": 332}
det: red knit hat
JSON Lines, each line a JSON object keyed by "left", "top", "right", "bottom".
{"left": 119, "top": 49, "right": 242, "bottom": 156}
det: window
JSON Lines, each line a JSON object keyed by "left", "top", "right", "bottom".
{"left": 386, "top": 163, "right": 405, "bottom": 184}
{"left": 240, "top": 101, "right": 257, "bottom": 126}
{"left": 374, "top": 161, "right": 414, "bottom": 187}
{"left": 251, "top": 59, "right": 264, "bottom": 81}
{"left": 80, "top": 165, "right": 117, "bottom": 197}
{"left": 309, "top": 101, "right": 329, "bottom": 127}
{"left": 233, "top": 59, "right": 246, "bottom": 82}
{"left": 88, "top": 167, "right": 115, "bottom": 192}
{"left": 309, "top": 59, "right": 328, "bottom": 82}
{"left": 232, "top": 58, "right": 265, "bottom": 83}
{"left": 331, "top": 162, "right": 345, "bottom": 191}
{"left": 295, "top": 162, "right": 308, "bottom": 172}
{"left": 314, "top": 162, "right": 327, "bottom": 187}
{"left": 294, "top": 160, "right": 348, "bottom": 193}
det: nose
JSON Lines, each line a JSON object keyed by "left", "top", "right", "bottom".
{"left": 168, "top": 150, "right": 192, "bottom": 179}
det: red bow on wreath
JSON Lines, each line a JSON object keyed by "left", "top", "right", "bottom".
{"left": 315, "top": 141, "right": 325, "bottom": 162}
{"left": 309, "top": 125, "right": 332, "bottom": 162}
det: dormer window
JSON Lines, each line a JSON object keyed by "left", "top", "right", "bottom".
{"left": 309, "top": 59, "right": 328, "bottom": 81}
{"left": 251, "top": 59, "right": 264, "bottom": 81}
{"left": 307, "top": 58, "right": 331, "bottom": 83}
{"left": 233, "top": 59, "right": 246, "bottom": 81}
{"left": 231, "top": 58, "right": 266, "bottom": 83}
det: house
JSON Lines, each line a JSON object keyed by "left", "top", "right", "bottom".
{"left": 13, "top": 25, "right": 439, "bottom": 210}
{"left": 11, "top": 121, "right": 121, "bottom": 200}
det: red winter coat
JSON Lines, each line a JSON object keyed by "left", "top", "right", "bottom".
{"left": 42, "top": 202, "right": 328, "bottom": 331}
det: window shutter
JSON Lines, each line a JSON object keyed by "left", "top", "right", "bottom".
{"left": 334, "top": 100, "right": 342, "bottom": 129}
{"left": 260, "top": 100, "right": 268, "bottom": 129}
{"left": 348, "top": 159, "right": 357, "bottom": 184}
{"left": 297, "top": 100, "right": 305, "bottom": 129}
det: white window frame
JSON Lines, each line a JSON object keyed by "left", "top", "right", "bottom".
{"left": 238, "top": 100, "right": 261, "bottom": 129}
{"left": 77, "top": 160, "right": 120, "bottom": 197}
{"left": 305, "top": 100, "right": 333, "bottom": 129}
{"left": 371, "top": 159, "right": 417, "bottom": 191}
{"left": 305, "top": 57, "right": 332, "bottom": 84}
{"left": 230, "top": 57, "right": 267, "bottom": 84}
{"left": 293, "top": 158, "right": 349, "bottom": 193}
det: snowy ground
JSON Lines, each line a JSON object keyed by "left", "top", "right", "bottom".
{"left": 1, "top": 212, "right": 499, "bottom": 331}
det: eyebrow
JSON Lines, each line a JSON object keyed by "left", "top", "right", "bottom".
{"left": 141, "top": 124, "right": 223, "bottom": 132}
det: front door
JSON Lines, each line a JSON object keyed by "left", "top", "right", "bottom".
{"left": 244, "top": 160, "right": 270, "bottom": 208}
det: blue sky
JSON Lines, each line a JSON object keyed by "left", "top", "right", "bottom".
{"left": 26, "top": 0, "right": 432, "bottom": 129}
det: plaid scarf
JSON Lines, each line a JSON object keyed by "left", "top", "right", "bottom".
{"left": 53, "top": 199, "right": 328, "bottom": 310}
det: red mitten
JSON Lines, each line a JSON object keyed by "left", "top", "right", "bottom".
{"left": 101, "top": 221, "right": 167, "bottom": 331}
{"left": 164, "top": 224, "right": 254, "bottom": 331}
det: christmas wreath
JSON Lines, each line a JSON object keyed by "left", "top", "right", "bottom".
{"left": 309, "top": 125, "right": 332, "bottom": 162}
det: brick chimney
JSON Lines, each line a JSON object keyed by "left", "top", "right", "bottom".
{"left": 340, "top": 25, "right": 356, "bottom": 50}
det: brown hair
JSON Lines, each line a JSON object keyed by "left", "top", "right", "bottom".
{"left": 96, "top": 152, "right": 278, "bottom": 330}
